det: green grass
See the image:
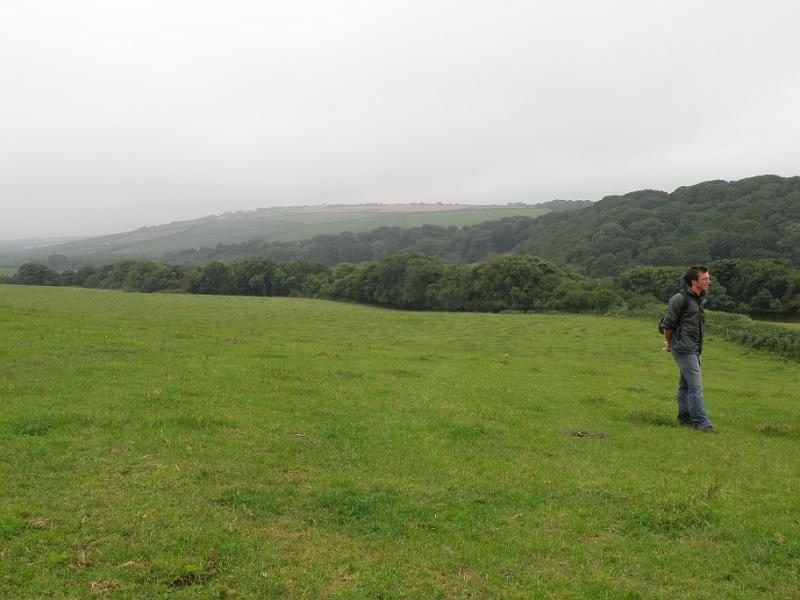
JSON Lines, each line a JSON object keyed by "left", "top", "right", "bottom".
{"left": 401, "top": 207, "right": 549, "bottom": 228}
{"left": 0, "top": 267, "right": 16, "bottom": 277}
{"left": 267, "top": 213, "right": 412, "bottom": 242}
{"left": 1, "top": 286, "right": 798, "bottom": 598}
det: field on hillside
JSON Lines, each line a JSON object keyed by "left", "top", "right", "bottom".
{"left": 0, "top": 267, "right": 16, "bottom": 277}
{"left": 267, "top": 208, "right": 549, "bottom": 243}
{"left": 1, "top": 287, "right": 798, "bottom": 598}
{"left": 11, "top": 207, "right": 548, "bottom": 260}
{"left": 769, "top": 321, "right": 800, "bottom": 330}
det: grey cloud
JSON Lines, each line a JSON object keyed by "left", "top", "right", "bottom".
{"left": 2, "top": 0, "right": 799, "bottom": 238}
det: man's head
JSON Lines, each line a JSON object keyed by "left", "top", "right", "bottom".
{"left": 685, "top": 265, "right": 711, "bottom": 294}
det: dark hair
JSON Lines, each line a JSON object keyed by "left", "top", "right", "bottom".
{"left": 684, "top": 265, "right": 708, "bottom": 285}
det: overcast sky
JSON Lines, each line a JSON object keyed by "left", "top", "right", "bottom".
{"left": 2, "top": 0, "right": 799, "bottom": 240}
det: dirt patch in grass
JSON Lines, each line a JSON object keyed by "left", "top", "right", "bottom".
{"left": 755, "top": 424, "right": 800, "bottom": 438}
{"left": 568, "top": 430, "right": 610, "bottom": 438}
{"left": 90, "top": 579, "right": 119, "bottom": 595}
{"left": 27, "top": 517, "right": 49, "bottom": 529}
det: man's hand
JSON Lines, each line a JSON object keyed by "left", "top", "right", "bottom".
{"left": 662, "top": 340, "right": 671, "bottom": 352}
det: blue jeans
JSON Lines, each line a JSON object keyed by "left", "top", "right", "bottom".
{"left": 672, "top": 352, "right": 712, "bottom": 428}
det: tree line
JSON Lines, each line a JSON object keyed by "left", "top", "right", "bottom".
{"left": 4, "top": 255, "right": 799, "bottom": 318}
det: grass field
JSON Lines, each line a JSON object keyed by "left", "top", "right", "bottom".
{"left": 1, "top": 286, "right": 798, "bottom": 598}
{"left": 0, "top": 268, "right": 16, "bottom": 277}
{"left": 268, "top": 208, "right": 550, "bottom": 243}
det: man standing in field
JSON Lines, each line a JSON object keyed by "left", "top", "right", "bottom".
{"left": 661, "top": 266, "right": 717, "bottom": 433}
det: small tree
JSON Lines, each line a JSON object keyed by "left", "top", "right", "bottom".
{"left": 13, "top": 263, "right": 60, "bottom": 286}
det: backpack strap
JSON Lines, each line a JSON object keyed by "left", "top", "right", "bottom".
{"left": 674, "top": 291, "right": 688, "bottom": 320}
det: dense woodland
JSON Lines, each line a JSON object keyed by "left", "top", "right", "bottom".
{"left": 515, "top": 175, "right": 800, "bottom": 276}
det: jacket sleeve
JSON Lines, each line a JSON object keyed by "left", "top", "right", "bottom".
{"left": 661, "top": 293, "right": 685, "bottom": 331}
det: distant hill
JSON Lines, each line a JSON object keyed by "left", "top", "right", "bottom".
{"left": 157, "top": 175, "right": 799, "bottom": 271}
{"left": 8, "top": 176, "right": 795, "bottom": 273}
{"left": 1, "top": 202, "right": 579, "bottom": 267}
{"left": 0, "top": 236, "right": 89, "bottom": 254}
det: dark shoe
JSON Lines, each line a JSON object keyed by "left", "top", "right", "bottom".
{"left": 696, "top": 425, "right": 719, "bottom": 433}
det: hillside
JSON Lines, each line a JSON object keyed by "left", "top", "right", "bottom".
{"left": 1, "top": 203, "right": 560, "bottom": 267}
{"left": 0, "top": 236, "right": 89, "bottom": 254}
{"left": 513, "top": 175, "right": 800, "bottom": 275}
{"left": 6, "top": 175, "right": 797, "bottom": 273}
{"left": 155, "top": 175, "right": 800, "bottom": 271}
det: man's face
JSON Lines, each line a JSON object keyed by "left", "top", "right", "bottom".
{"left": 695, "top": 271, "right": 711, "bottom": 292}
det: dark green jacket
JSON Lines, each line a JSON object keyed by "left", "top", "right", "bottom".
{"left": 663, "top": 285, "right": 707, "bottom": 354}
